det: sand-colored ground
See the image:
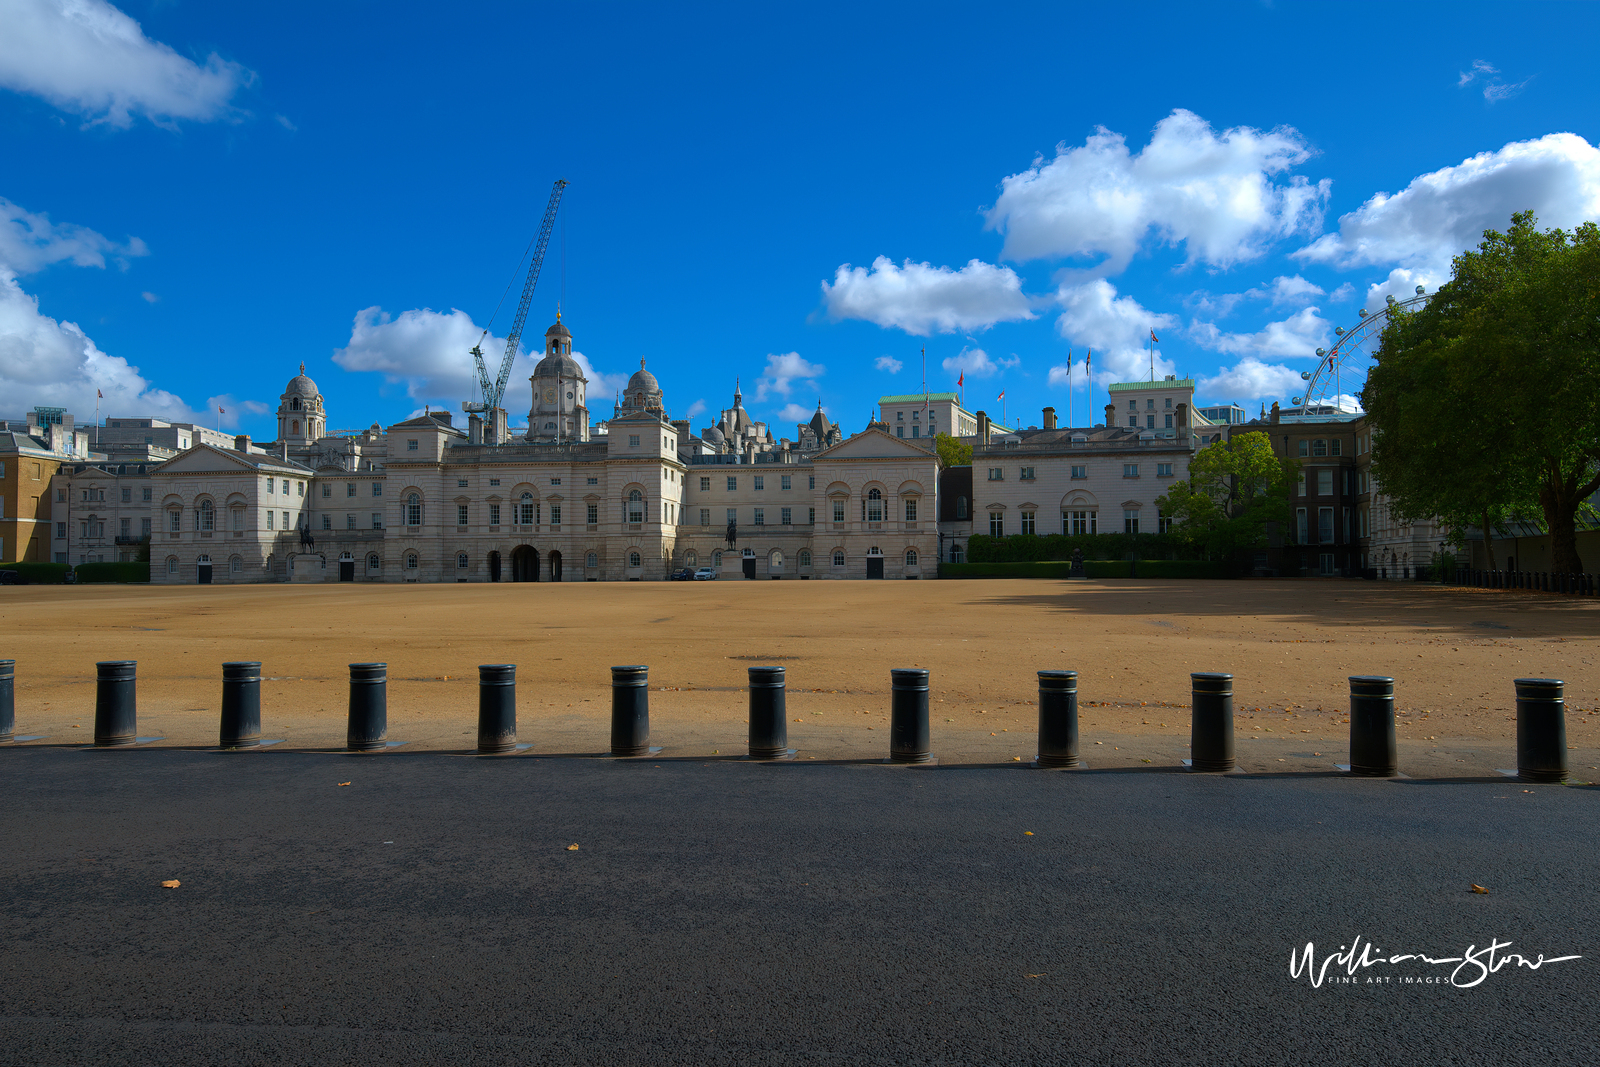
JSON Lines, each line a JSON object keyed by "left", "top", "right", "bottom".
{"left": 3, "top": 579, "right": 1597, "bottom": 775}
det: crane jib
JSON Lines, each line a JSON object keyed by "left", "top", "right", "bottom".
{"left": 473, "top": 178, "right": 569, "bottom": 414}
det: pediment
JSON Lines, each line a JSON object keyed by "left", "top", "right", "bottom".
{"left": 813, "top": 429, "right": 935, "bottom": 462}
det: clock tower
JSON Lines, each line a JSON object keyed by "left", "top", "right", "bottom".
{"left": 526, "top": 312, "right": 590, "bottom": 443}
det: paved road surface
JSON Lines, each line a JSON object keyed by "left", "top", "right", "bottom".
{"left": 2, "top": 747, "right": 1596, "bottom": 1065}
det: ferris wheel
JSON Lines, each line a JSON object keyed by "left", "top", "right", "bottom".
{"left": 1293, "top": 285, "right": 1432, "bottom": 416}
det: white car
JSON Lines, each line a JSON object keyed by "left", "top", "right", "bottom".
{"left": 693, "top": 567, "right": 717, "bottom": 581}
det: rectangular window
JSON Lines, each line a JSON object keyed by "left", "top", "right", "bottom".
{"left": 1164, "top": 414, "right": 1173, "bottom": 429}
{"left": 1158, "top": 511, "right": 1174, "bottom": 534}
{"left": 1020, "top": 510, "right": 1036, "bottom": 535}
{"left": 1129, "top": 400, "right": 1137, "bottom": 411}
{"left": 457, "top": 479, "right": 468, "bottom": 488}
{"left": 550, "top": 478, "right": 560, "bottom": 485}
{"left": 322, "top": 484, "right": 331, "bottom": 498}
{"left": 1318, "top": 507, "right": 1334, "bottom": 543}
{"left": 1165, "top": 397, "right": 1172, "bottom": 408}
{"left": 781, "top": 475, "right": 791, "bottom": 490}
{"left": 727, "top": 476, "right": 737, "bottom": 491}
{"left": 120, "top": 518, "right": 130, "bottom": 537}
{"left": 347, "top": 483, "right": 356, "bottom": 497}
{"left": 372, "top": 513, "right": 383, "bottom": 530}
{"left": 754, "top": 475, "right": 764, "bottom": 491}
{"left": 1157, "top": 463, "right": 1173, "bottom": 477}
{"left": 587, "top": 503, "right": 599, "bottom": 524}
{"left": 586, "top": 477, "right": 598, "bottom": 485}
{"left": 407, "top": 440, "right": 418, "bottom": 451}
{"left": 808, "top": 507, "right": 815, "bottom": 525}
{"left": 781, "top": 507, "right": 792, "bottom": 525}
{"left": 121, "top": 487, "right": 131, "bottom": 503}
{"left": 1146, "top": 399, "right": 1155, "bottom": 410}
{"left": 346, "top": 514, "right": 356, "bottom": 530}
{"left": 57, "top": 522, "right": 66, "bottom": 538}
{"left": 266, "top": 480, "right": 274, "bottom": 495}
{"left": 1331, "top": 439, "right": 1342, "bottom": 457}
{"left": 266, "top": 511, "right": 274, "bottom": 530}
{"left": 283, "top": 512, "right": 290, "bottom": 530}
{"left": 1298, "top": 440, "right": 1309, "bottom": 457}
{"left": 322, "top": 515, "right": 332, "bottom": 531}
{"left": 1128, "top": 416, "right": 1138, "bottom": 427}
{"left": 1123, "top": 463, "right": 1139, "bottom": 478}
{"left": 1317, "top": 469, "right": 1333, "bottom": 496}
{"left": 896, "top": 411, "right": 903, "bottom": 420}
{"left": 141, "top": 517, "right": 151, "bottom": 536}
{"left": 489, "top": 503, "right": 500, "bottom": 525}
{"left": 912, "top": 410, "right": 919, "bottom": 420}
{"left": 700, "top": 477, "right": 711, "bottom": 491}
{"left": 989, "top": 512, "right": 1004, "bottom": 537}
{"left": 1070, "top": 510, "right": 1097, "bottom": 536}
{"left": 1296, "top": 507, "right": 1308, "bottom": 543}
{"left": 1146, "top": 415, "right": 1155, "bottom": 429}
{"left": 897, "top": 426, "right": 904, "bottom": 438}
{"left": 1297, "top": 472, "right": 1307, "bottom": 497}
{"left": 1020, "top": 466, "right": 1034, "bottom": 480}
{"left": 372, "top": 483, "right": 382, "bottom": 497}
{"left": 809, "top": 476, "right": 815, "bottom": 490}
{"left": 490, "top": 478, "right": 501, "bottom": 487}
{"left": 629, "top": 435, "right": 641, "bottom": 447}
{"left": 905, "top": 499, "right": 917, "bottom": 521}
{"left": 1071, "top": 465, "right": 1087, "bottom": 479}
{"left": 987, "top": 467, "right": 1003, "bottom": 481}
{"left": 1123, "top": 509, "right": 1140, "bottom": 535}
{"left": 911, "top": 427, "right": 919, "bottom": 438}
{"left": 700, "top": 508, "right": 711, "bottom": 526}
{"left": 551, "top": 506, "right": 561, "bottom": 525}
{"left": 727, "top": 508, "right": 738, "bottom": 525}
{"left": 754, "top": 507, "right": 765, "bottom": 526}
{"left": 832, "top": 501, "right": 845, "bottom": 523}
{"left": 457, "top": 504, "right": 469, "bottom": 526}
{"left": 142, "top": 487, "right": 152, "bottom": 502}
{"left": 1312, "top": 439, "right": 1327, "bottom": 457}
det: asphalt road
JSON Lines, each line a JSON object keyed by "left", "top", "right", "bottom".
{"left": 2, "top": 747, "right": 1597, "bottom": 1066}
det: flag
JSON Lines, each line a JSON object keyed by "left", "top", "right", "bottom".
{"left": 96, "top": 389, "right": 103, "bottom": 398}
{"left": 1150, "top": 329, "right": 1159, "bottom": 343}
{"left": 1085, "top": 349, "right": 1091, "bottom": 368}
{"left": 997, "top": 390, "right": 1005, "bottom": 401}
{"left": 219, "top": 406, "right": 226, "bottom": 414}
{"left": 957, "top": 372, "right": 964, "bottom": 388}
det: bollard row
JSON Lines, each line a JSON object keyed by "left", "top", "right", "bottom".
{"left": 2, "top": 659, "right": 1574, "bottom": 780}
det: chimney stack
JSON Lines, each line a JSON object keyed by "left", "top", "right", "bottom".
{"left": 671, "top": 418, "right": 691, "bottom": 441}
{"left": 235, "top": 434, "right": 251, "bottom": 453}
{"left": 976, "top": 410, "right": 991, "bottom": 446}
{"left": 1270, "top": 401, "right": 1281, "bottom": 425}
{"left": 1042, "top": 406, "right": 1057, "bottom": 430}
{"left": 1104, "top": 403, "right": 1116, "bottom": 428}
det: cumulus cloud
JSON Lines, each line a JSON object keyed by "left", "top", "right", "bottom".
{"left": 1054, "top": 279, "right": 1179, "bottom": 382}
{"left": 821, "top": 256, "right": 1034, "bottom": 336}
{"left": 1187, "top": 274, "right": 1326, "bottom": 319}
{"left": 1189, "top": 306, "right": 1330, "bottom": 360}
{"left": 940, "top": 347, "right": 1018, "bottom": 380}
{"left": 778, "top": 402, "right": 823, "bottom": 424}
{"left": 985, "top": 108, "right": 1330, "bottom": 271}
{"left": 0, "top": 267, "right": 200, "bottom": 421}
{"left": 684, "top": 398, "right": 707, "bottom": 419}
{"left": 754, "top": 351, "right": 824, "bottom": 401}
{"left": 1294, "top": 132, "right": 1600, "bottom": 306}
{"left": 1, "top": 195, "right": 147, "bottom": 274}
{"left": 0, "top": 0, "right": 252, "bottom": 128}
{"left": 333, "top": 306, "right": 631, "bottom": 415}
{"left": 203, "top": 394, "right": 270, "bottom": 431}
{"left": 874, "top": 355, "right": 903, "bottom": 374}
{"left": 1197, "top": 358, "right": 1306, "bottom": 403}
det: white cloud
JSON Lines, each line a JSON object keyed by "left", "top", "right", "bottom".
{"left": 821, "top": 256, "right": 1034, "bottom": 336}
{"left": 778, "top": 402, "right": 822, "bottom": 424}
{"left": 754, "top": 351, "right": 824, "bottom": 401}
{"left": 140, "top": 290, "right": 157, "bottom": 303}
{"left": 0, "top": 195, "right": 147, "bottom": 274}
{"left": 0, "top": 0, "right": 252, "bottom": 128}
{"left": 1294, "top": 132, "right": 1600, "bottom": 307}
{"left": 985, "top": 108, "right": 1330, "bottom": 271}
{"left": 941, "top": 347, "right": 1008, "bottom": 379}
{"left": 1483, "top": 79, "right": 1531, "bottom": 103}
{"left": 333, "top": 306, "right": 632, "bottom": 415}
{"left": 1054, "top": 279, "right": 1180, "bottom": 383}
{"left": 685, "top": 398, "right": 707, "bottom": 419}
{"left": 1457, "top": 59, "right": 1530, "bottom": 102}
{"left": 1458, "top": 59, "right": 1498, "bottom": 88}
{"left": 1189, "top": 306, "right": 1330, "bottom": 360}
{"left": 203, "top": 394, "right": 269, "bottom": 431}
{"left": 1187, "top": 274, "right": 1326, "bottom": 319}
{"left": 1197, "top": 358, "right": 1306, "bottom": 403}
{"left": 874, "top": 355, "right": 903, "bottom": 373}
{"left": 0, "top": 267, "right": 199, "bottom": 421}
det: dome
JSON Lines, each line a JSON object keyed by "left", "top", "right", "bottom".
{"left": 534, "top": 351, "right": 584, "bottom": 379}
{"left": 703, "top": 425, "right": 725, "bottom": 445}
{"left": 545, "top": 318, "right": 571, "bottom": 340}
{"left": 285, "top": 362, "right": 318, "bottom": 397}
{"left": 627, "top": 359, "right": 660, "bottom": 395}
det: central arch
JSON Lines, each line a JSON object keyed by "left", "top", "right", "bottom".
{"left": 488, "top": 550, "right": 501, "bottom": 583}
{"left": 548, "top": 550, "right": 563, "bottom": 582}
{"left": 511, "top": 545, "right": 540, "bottom": 582}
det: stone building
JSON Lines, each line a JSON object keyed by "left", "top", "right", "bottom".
{"left": 1, "top": 409, "right": 89, "bottom": 563}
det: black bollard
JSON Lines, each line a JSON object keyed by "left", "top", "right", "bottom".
{"left": 610, "top": 665, "right": 650, "bottom": 756}
{"left": 1516, "top": 678, "right": 1567, "bottom": 783}
{"left": 889, "top": 668, "right": 932, "bottom": 763}
{"left": 477, "top": 664, "right": 517, "bottom": 753}
{"left": 747, "top": 666, "right": 787, "bottom": 758}
{"left": 1035, "top": 670, "right": 1080, "bottom": 768}
{"left": 1347, "top": 675, "right": 1398, "bottom": 777}
{"left": 1189, "top": 672, "right": 1235, "bottom": 772}
{"left": 219, "top": 661, "right": 262, "bottom": 748}
{"left": 94, "top": 660, "right": 138, "bottom": 747}
{"left": 0, "top": 659, "right": 13, "bottom": 743}
{"left": 346, "top": 662, "right": 388, "bottom": 752}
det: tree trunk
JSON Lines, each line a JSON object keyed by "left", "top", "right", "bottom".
{"left": 1480, "top": 509, "right": 1494, "bottom": 573}
{"left": 1539, "top": 467, "right": 1596, "bottom": 576}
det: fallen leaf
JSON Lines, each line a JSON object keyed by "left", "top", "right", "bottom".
{"left": 160, "top": 880, "right": 180, "bottom": 888}
{"left": 1471, "top": 884, "right": 1489, "bottom": 894}
{"left": 337, "top": 782, "right": 352, "bottom": 787}
{"left": 1024, "top": 973, "right": 1046, "bottom": 978}
{"left": 566, "top": 843, "right": 580, "bottom": 851}
{"left": 1011, "top": 756, "right": 1022, "bottom": 762}
{"left": 1023, "top": 831, "right": 1034, "bottom": 836}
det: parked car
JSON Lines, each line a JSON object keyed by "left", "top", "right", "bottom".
{"left": 668, "top": 568, "right": 695, "bottom": 581}
{"left": 693, "top": 567, "right": 717, "bottom": 581}
{"left": 0, "top": 569, "right": 20, "bottom": 585}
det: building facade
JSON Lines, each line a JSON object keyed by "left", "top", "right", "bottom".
{"left": 2, "top": 409, "right": 89, "bottom": 563}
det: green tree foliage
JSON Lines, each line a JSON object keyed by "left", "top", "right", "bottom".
{"left": 1155, "top": 431, "right": 1295, "bottom": 561}
{"left": 932, "top": 432, "right": 972, "bottom": 468}
{"left": 1364, "top": 213, "right": 1600, "bottom": 573}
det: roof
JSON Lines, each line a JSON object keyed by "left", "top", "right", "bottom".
{"left": 1108, "top": 379, "right": 1195, "bottom": 392}
{"left": 878, "top": 392, "right": 960, "bottom": 404}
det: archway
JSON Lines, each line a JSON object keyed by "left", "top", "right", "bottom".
{"left": 510, "top": 545, "right": 540, "bottom": 582}
{"left": 548, "top": 550, "right": 563, "bottom": 582}
{"left": 488, "top": 550, "right": 502, "bottom": 583}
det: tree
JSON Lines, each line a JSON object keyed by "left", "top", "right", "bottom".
{"left": 1364, "top": 213, "right": 1600, "bottom": 573}
{"left": 933, "top": 432, "right": 972, "bottom": 468}
{"left": 1156, "top": 431, "right": 1295, "bottom": 561}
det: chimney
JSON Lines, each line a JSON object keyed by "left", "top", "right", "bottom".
{"left": 1042, "top": 406, "right": 1057, "bottom": 431}
{"left": 1270, "top": 401, "right": 1281, "bottom": 425}
{"left": 1104, "top": 403, "right": 1116, "bottom": 428}
{"left": 976, "top": 410, "right": 991, "bottom": 446}
{"left": 467, "top": 411, "right": 484, "bottom": 445}
{"left": 235, "top": 434, "right": 251, "bottom": 453}
{"left": 279, "top": 439, "right": 288, "bottom": 460}
{"left": 671, "top": 419, "right": 691, "bottom": 441}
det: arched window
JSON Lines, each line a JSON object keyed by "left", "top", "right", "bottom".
{"left": 166, "top": 556, "right": 178, "bottom": 574}
{"left": 519, "top": 492, "right": 535, "bottom": 525}
{"left": 866, "top": 487, "right": 883, "bottom": 522}
{"left": 798, "top": 549, "right": 811, "bottom": 568}
{"left": 628, "top": 489, "right": 644, "bottom": 524}
{"left": 291, "top": 420, "right": 299, "bottom": 435}
{"left": 291, "top": 397, "right": 302, "bottom": 411}
{"left": 405, "top": 552, "right": 418, "bottom": 570}
{"left": 685, "top": 550, "right": 697, "bottom": 566}
{"left": 456, "top": 552, "right": 469, "bottom": 569}
{"left": 956, "top": 496, "right": 968, "bottom": 519}
{"left": 628, "top": 551, "right": 642, "bottom": 567}
{"left": 367, "top": 554, "right": 381, "bottom": 570}
{"left": 905, "top": 549, "right": 918, "bottom": 566}
{"left": 406, "top": 493, "right": 421, "bottom": 526}
{"left": 196, "top": 499, "right": 214, "bottom": 531}
{"left": 713, "top": 549, "right": 723, "bottom": 567}
{"left": 832, "top": 550, "right": 845, "bottom": 567}
{"left": 229, "top": 555, "right": 242, "bottom": 573}
{"left": 585, "top": 551, "right": 598, "bottom": 568}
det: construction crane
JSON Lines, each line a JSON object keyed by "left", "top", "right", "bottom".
{"left": 466, "top": 178, "right": 568, "bottom": 418}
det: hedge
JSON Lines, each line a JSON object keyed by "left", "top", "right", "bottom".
{"left": 939, "top": 562, "right": 1076, "bottom": 579}
{"left": 0, "top": 561, "right": 71, "bottom": 584}
{"left": 966, "top": 532, "right": 1190, "bottom": 563}
{"left": 938, "top": 559, "right": 1226, "bottom": 580}
{"left": 75, "top": 561, "right": 150, "bottom": 584}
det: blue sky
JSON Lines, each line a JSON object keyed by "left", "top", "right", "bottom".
{"left": 2, "top": 0, "right": 1598, "bottom": 441}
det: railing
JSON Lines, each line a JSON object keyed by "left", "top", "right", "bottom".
{"left": 1445, "top": 568, "right": 1597, "bottom": 596}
